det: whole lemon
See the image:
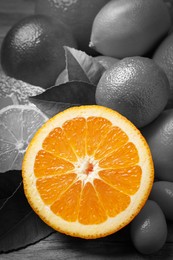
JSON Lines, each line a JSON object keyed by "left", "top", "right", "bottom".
{"left": 153, "top": 33, "right": 173, "bottom": 102}
{"left": 163, "top": 0, "right": 173, "bottom": 22}
{"left": 130, "top": 200, "right": 167, "bottom": 255}
{"left": 150, "top": 181, "right": 173, "bottom": 221}
{"left": 96, "top": 57, "right": 170, "bottom": 128}
{"left": 142, "top": 109, "right": 173, "bottom": 182}
{"left": 35, "top": 0, "right": 109, "bottom": 55}
{"left": 0, "top": 15, "right": 77, "bottom": 89}
{"left": 90, "top": 0, "right": 171, "bottom": 58}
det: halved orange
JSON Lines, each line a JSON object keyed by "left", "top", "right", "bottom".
{"left": 0, "top": 104, "right": 48, "bottom": 172}
{"left": 22, "top": 105, "right": 154, "bottom": 239}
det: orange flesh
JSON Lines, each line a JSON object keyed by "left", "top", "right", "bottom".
{"left": 34, "top": 117, "right": 141, "bottom": 225}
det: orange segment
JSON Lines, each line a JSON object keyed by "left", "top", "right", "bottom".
{"left": 99, "top": 166, "right": 142, "bottom": 195}
{"left": 0, "top": 123, "right": 17, "bottom": 143}
{"left": 22, "top": 105, "right": 154, "bottom": 239}
{"left": 22, "top": 108, "right": 47, "bottom": 142}
{"left": 99, "top": 142, "right": 139, "bottom": 169}
{"left": 0, "top": 140, "right": 16, "bottom": 154}
{"left": 62, "top": 117, "right": 86, "bottom": 158}
{"left": 78, "top": 182, "right": 107, "bottom": 225}
{"left": 94, "top": 179, "right": 131, "bottom": 217}
{"left": 86, "top": 117, "right": 112, "bottom": 156}
{"left": 34, "top": 150, "right": 74, "bottom": 178}
{"left": 43, "top": 127, "right": 77, "bottom": 162}
{"left": 36, "top": 173, "right": 77, "bottom": 205}
{"left": 1, "top": 106, "right": 23, "bottom": 140}
{"left": 51, "top": 180, "right": 82, "bottom": 222}
{"left": 95, "top": 126, "right": 129, "bottom": 160}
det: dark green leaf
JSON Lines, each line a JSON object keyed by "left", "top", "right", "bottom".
{"left": 55, "top": 47, "right": 105, "bottom": 85}
{"left": 65, "top": 47, "right": 90, "bottom": 83}
{"left": 29, "top": 99, "right": 76, "bottom": 118}
{"left": 29, "top": 81, "right": 96, "bottom": 117}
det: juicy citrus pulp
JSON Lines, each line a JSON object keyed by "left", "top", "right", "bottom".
{"left": 0, "top": 105, "right": 48, "bottom": 172}
{"left": 22, "top": 105, "right": 154, "bottom": 239}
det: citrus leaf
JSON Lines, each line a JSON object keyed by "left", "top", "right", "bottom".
{"left": 0, "top": 211, "right": 54, "bottom": 253}
{"left": 65, "top": 47, "right": 90, "bottom": 83}
{"left": 0, "top": 183, "right": 54, "bottom": 253}
{"left": 30, "top": 81, "right": 96, "bottom": 103}
{"left": 56, "top": 46, "right": 105, "bottom": 85}
{"left": 56, "top": 68, "right": 68, "bottom": 85}
{"left": 29, "top": 99, "right": 76, "bottom": 118}
{"left": 0, "top": 199, "right": 7, "bottom": 209}
{"left": 29, "top": 81, "right": 96, "bottom": 117}
{"left": 65, "top": 46, "right": 105, "bottom": 84}
{"left": 0, "top": 170, "right": 22, "bottom": 199}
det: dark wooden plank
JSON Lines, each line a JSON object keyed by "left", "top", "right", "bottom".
{"left": 1, "top": 222, "right": 173, "bottom": 259}
{"left": 1, "top": 231, "right": 173, "bottom": 260}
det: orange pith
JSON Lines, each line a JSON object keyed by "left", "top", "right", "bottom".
{"left": 22, "top": 105, "right": 154, "bottom": 238}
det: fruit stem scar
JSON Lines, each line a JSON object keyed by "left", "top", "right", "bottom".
{"left": 89, "top": 41, "right": 95, "bottom": 49}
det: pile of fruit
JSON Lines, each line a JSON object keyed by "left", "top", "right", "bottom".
{"left": 1, "top": 0, "right": 173, "bottom": 256}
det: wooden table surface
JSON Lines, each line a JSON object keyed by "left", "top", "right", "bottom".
{"left": 0, "top": 0, "right": 173, "bottom": 259}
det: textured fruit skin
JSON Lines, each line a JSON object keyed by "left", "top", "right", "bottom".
{"left": 163, "top": 0, "right": 173, "bottom": 22}
{"left": 130, "top": 200, "right": 167, "bottom": 255}
{"left": 90, "top": 0, "right": 171, "bottom": 58}
{"left": 96, "top": 57, "right": 170, "bottom": 128}
{"left": 35, "top": 0, "right": 109, "bottom": 55}
{"left": 150, "top": 181, "right": 173, "bottom": 221}
{"left": 142, "top": 109, "right": 173, "bottom": 182}
{"left": 153, "top": 33, "right": 173, "bottom": 102}
{"left": 1, "top": 15, "right": 77, "bottom": 89}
